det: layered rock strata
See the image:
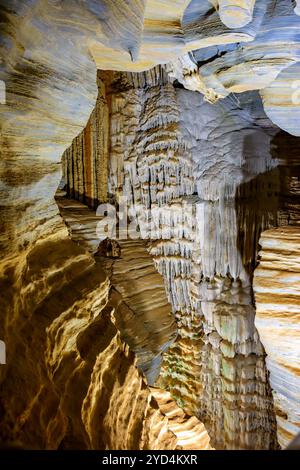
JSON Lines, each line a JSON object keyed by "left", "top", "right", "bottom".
{"left": 2, "top": 0, "right": 300, "bottom": 186}
{"left": 56, "top": 192, "right": 177, "bottom": 384}
{"left": 1, "top": 0, "right": 300, "bottom": 452}
{"left": 62, "top": 68, "right": 282, "bottom": 449}
{"left": 152, "top": 89, "right": 279, "bottom": 450}
{"left": 0, "top": 184, "right": 210, "bottom": 449}
{"left": 254, "top": 226, "right": 300, "bottom": 449}
{"left": 253, "top": 131, "right": 300, "bottom": 447}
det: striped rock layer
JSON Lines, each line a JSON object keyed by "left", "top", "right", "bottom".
{"left": 61, "top": 69, "right": 292, "bottom": 449}
{"left": 1, "top": 0, "right": 300, "bottom": 451}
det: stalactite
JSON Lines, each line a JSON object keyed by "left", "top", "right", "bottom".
{"left": 61, "top": 71, "right": 285, "bottom": 449}
{"left": 1, "top": 0, "right": 300, "bottom": 454}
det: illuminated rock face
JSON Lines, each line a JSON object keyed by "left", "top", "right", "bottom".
{"left": 62, "top": 71, "right": 281, "bottom": 449}
{"left": 1, "top": 0, "right": 300, "bottom": 178}
{"left": 60, "top": 79, "right": 300, "bottom": 449}
{"left": 1, "top": 0, "right": 300, "bottom": 452}
{"left": 0, "top": 183, "right": 211, "bottom": 450}
{"left": 253, "top": 132, "right": 300, "bottom": 448}
{"left": 55, "top": 193, "right": 177, "bottom": 385}
{"left": 209, "top": 0, "right": 256, "bottom": 29}
{"left": 261, "top": 63, "right": 300, "bottom": 137}
{"left": 172, "top": 1, "right": 300, "bottom": 136}
{"left": 148, "top": 87, "right": 279, "bottom": 449}
{"left": 254, "top": 227, "right": 300, "bottom": 449}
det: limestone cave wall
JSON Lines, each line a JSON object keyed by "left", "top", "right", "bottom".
{"left": 1, "top": 0, "right": 300, "bottom": 452}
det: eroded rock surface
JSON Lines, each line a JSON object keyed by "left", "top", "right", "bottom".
{"left": 0, "top": 187, "right": 210, "bottom": 449}
{"left": 254, "top": 226, "right": 300, "bottom": 449}
{"left": 1, "top": 0, "right": 300, "bottom": 452}
{"left": 61, "top": 68, "right": 283, "bottom": 449}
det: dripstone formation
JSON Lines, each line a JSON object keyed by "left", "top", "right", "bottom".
{"left": 0, "top": 0, "right": 299, "bottom": 450}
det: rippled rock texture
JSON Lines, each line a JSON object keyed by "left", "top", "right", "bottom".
{"left": 0, "top": 180, "right": 210, "bottom": 449}
{"left": 253, "top": 131, "right": 300, "bottom": 448}
{"left": 2, "top": 0, "right": 300, "bottom": 172}
{"left": 61, "top": 69, "right": 284, "bottom": 449}
{"left": 1, "top": 0, "right": 300, "bottom": 452}
{"left": 254, "top": 226, "right": 300, "bottom": 449}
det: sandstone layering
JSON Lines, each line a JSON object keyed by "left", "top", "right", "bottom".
{"left": 0, "top": 0, "right": 299, "bottom": 450}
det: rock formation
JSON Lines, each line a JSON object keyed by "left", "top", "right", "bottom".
{"left": 1, "top": 0, "right": 300, "bottom": 451}
{"left": 254, "top": 227, "right": 300, "bottom": 449}
{"left": 253, "top": 130, "right": 300, "bottom": 448}
{"left": 61, "top": 69, "right": 280, "bottom": 449}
